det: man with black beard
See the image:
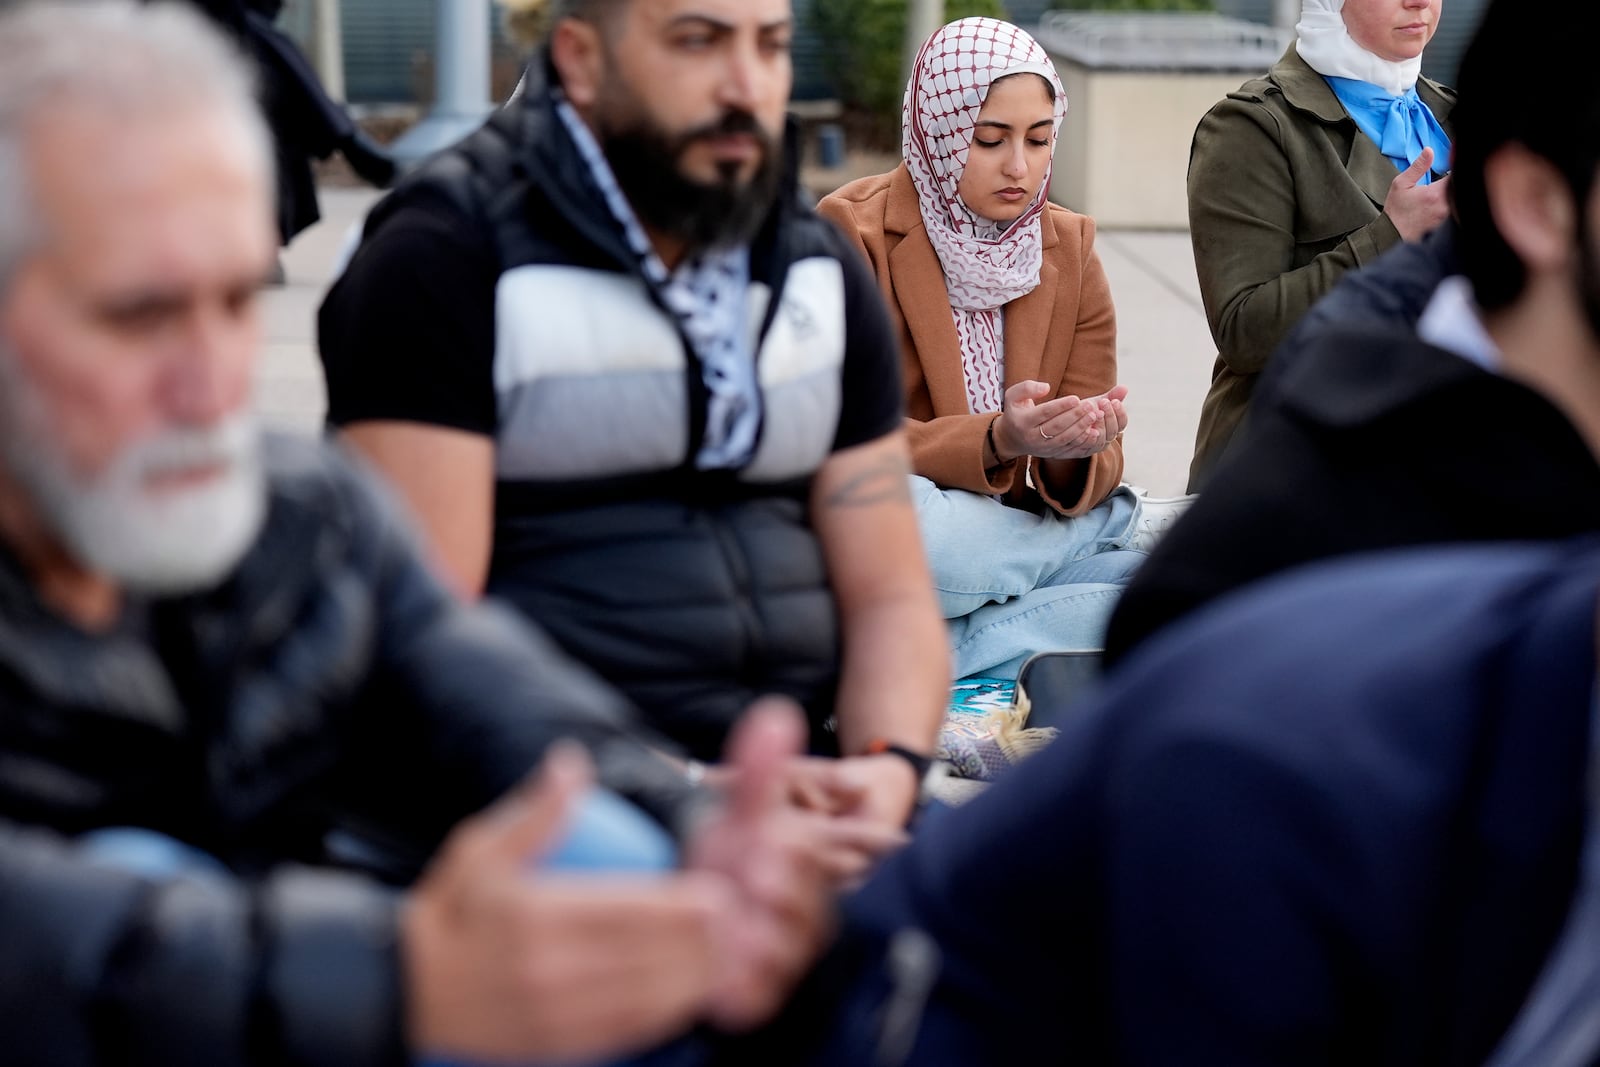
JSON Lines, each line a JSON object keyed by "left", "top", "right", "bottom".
{"left": 1100, "top": 0, "right": 1600, "bottom": 668}
{"left": 318, "top": 0, "right": 949, "bottom": 831}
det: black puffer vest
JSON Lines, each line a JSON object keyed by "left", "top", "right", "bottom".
{"left": 364, "top": 67, "right": 877, "bottom": 758}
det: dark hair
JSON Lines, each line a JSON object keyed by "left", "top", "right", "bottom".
{"left": 1452, "top": 0, "right": 1600, "bottom": 310}
{"left": 542, "top": 0, "right": 631, "bottom": 89}
{"left": 550, "top": 0, "right": 631, "bottom": 30}
{"left": 987, "top": 71, "right": 1056, "bottom": 108}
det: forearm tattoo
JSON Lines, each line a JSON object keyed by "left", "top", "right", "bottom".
{"left": 822, "top": 453, "right": 913, "bottom": 509}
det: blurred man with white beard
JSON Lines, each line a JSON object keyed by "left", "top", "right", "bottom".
{"left": 0, "top": 4, "right": 843, "bottom": 1065}
{"left": 0, "top": 16, "right": 273, "bottom": 610}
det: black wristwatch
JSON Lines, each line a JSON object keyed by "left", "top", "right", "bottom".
{"left": 866, "top": 739, "right": 948, "bottom": 813}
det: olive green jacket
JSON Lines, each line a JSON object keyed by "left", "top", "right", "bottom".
{"left": 1186, "top": 45, "right": 1455, "bottom": 490}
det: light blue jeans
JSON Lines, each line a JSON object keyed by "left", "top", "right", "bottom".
{"left": 911, "top": 476, "right": 1147, "bottom": 680}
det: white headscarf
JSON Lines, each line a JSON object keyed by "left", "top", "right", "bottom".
{"left": 903, "top": 18, "right": 1068, "bottom": 416}
{"left": 1295, "top": 0, "right": 1423, "bottom": 96}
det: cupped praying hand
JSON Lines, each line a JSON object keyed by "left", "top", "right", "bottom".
{"left": 991, "top": 380, "right": 1129, "bottom": 463}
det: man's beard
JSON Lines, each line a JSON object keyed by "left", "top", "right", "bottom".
{"left": 0, "top": 348, "right": 266, "bottom": 596}
{"left": 595, "top": 91, "right": 782, "bottom": 255}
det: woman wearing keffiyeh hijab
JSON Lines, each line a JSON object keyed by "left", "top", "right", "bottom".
{"left": 1187, "top": 0, "right": 1455, "bottom": 489}
{"left": 819, "top": 18, "right": 1192, "bottom": 683}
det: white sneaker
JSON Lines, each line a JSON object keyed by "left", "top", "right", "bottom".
{"left": 1126, "top": 492, "right": 1197, "bottom": 553}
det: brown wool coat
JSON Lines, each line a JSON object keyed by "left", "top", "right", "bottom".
{"left": 818, "top": 164, "right": 1123, "bottom": 517}
{"left": 1186, "top": 45, "right": 1455, "bottom": 490}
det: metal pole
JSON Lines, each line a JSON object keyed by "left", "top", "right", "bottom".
{"left": 312, "top": 0, "right": 345, "bottom": 103}
{"left": 904, "top": 0, "right": 943, "bottom": 86}
{"left": 389, "top": 0, "right": 494, "bottom": 163}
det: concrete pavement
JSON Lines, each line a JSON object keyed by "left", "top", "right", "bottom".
{"left": 1095, "top": 229, "right": 1212, "bottom": 496}
{"left": 258, "top": 185, "right": 1214, "bottom": 496}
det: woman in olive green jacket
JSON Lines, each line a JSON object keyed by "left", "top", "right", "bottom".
{"left": 1187, "top": 0, "right": 1455, "bottom": 490}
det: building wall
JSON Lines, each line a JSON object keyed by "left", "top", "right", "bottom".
{"left": 1050, "top": 60, "right": 1256, "bottom": 227}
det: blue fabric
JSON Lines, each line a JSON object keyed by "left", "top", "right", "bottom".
{"left": 79, "top": 828, "right": 232, "bottom": 881}
{"left": 81, "top": 804, "right": 687, "bottom": 1067}
{"left": 536, "top": 788, "right": 679, "bottom": 873}
{"left": 416, "top": 1043, "right": 705, "bottom": 1067}
{"left": 1479, "top": 688, "right": 1600, "bottom": 1067}
{"left": 805, "top": 537, "right": 1600, "bottom": 1065}
{"left": 1326, "top": 75, "right": 1453, "bottom": 181}
{"left": 424, "top": 789, "right": 687, "bottom": 1067}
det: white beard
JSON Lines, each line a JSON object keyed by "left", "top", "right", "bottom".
{"left": 0, "top": 353, "right": 266, "bottom": 595}
{"left": 20, "top": 417, "right": 267, "bottom": 595}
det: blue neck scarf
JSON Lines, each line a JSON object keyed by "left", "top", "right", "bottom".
{"left": 1325, "top": 76, "right": 1452, "bottom": 184}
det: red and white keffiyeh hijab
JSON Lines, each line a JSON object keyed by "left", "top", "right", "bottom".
{"left": 903, "top": 18, "right": 1067, "bottom": 415}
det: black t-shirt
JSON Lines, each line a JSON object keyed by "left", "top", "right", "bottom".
{"left": 319, "top": 202, "right": 500, "bottom": 435}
